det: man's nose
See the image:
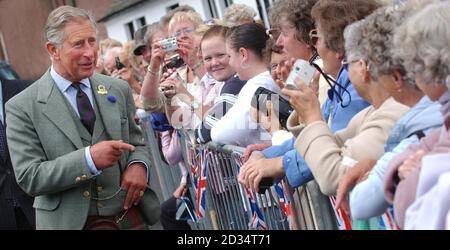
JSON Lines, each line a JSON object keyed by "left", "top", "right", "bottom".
{"left": 84, "top": 43, "right": 97, "bottom": 58}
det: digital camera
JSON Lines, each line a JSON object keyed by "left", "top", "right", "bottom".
{"left": 163, "top": 54, "right": 185, "bottom": 72}
{"left": 285, "top": 59, "right": 316, "bottom": 89}
{"left": 159, "top": 37, "right": 178, "bottom": 52}
{"left": 251, "top": 87, "right": 293, "bottom": 129}
{"left": 115, "top": 57, "right": 125, "bottom": 70}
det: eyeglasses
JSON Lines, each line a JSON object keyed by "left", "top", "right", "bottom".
{"left": 341, "top": 58, "right": 360, "bottom": 66}
{"left": 309, "top": 29, "right": 319, "bottom": 46}
{"left": 174, "top": 27, "right": 194, "bottom": 38}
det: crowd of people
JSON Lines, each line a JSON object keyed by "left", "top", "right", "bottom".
{"left": 1, "top": 0, "right": 449, "bottom": 230}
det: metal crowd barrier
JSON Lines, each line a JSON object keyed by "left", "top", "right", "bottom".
{"left": 140, "top": 115, "right": 182, "bottom": 202}
{"left": 140, "top": 113, "right": 338, "bottom": 230}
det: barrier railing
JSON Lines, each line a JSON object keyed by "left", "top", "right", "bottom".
{"left": 140, "top": 113, "right": 338, "bottom": 230}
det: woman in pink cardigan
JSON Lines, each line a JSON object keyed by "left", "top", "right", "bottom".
{"left": 383, "top": 2, "right": 450, "bottom": 229}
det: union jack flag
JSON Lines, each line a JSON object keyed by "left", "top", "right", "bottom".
{"left": 245, "top": 187, "right": 268, "bottom": 230}
{"left": 379, "top": 206, "right": 400, "bottom": 230}
{"left": 274, "top": 181, "right": 295, "bottom": 229}
{"left": 234, "top": 156, "right": 268, "bottom": 230}
{"left": 193, "top": 147, "right": 208, "bottom": 219}
{"left": 329, "top": 196, "right": 352, "bottom": 230}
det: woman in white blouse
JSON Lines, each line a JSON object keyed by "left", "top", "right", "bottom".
{"left": 211, "top": 23, "right": 282, "bottom": 147}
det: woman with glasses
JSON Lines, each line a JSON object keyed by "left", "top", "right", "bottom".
{"left": 239, "top": 0, "right": 379, "bottom": 196}
{"left": 279, "top": 15, "right": 409, "bottom": 197}
{"left": 334, "top": 4, "right": 443, "bottom": 230}
{"left": 382, "top": 1, "right": 450, "bottom": 229}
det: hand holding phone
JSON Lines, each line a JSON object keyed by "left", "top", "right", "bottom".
{"left": 285, "top": 59, "right": 316, "bottom": 89}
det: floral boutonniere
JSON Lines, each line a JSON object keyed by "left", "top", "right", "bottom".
{"left": 107, "top": 95, "right": 117, "bottom": 103}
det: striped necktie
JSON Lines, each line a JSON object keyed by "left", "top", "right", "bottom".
{"left": 72, "top": 82, "right": 96, "bottom": 134}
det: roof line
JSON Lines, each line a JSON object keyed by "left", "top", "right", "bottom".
{"left": 98, "top": 0, "right": 150, "bottom": 23}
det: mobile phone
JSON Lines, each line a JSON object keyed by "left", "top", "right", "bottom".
{"left": 115, "top": 56, "right": 125, "bottom": 70}
{"left": 285, "top": 59, "right": 316, "bottom": 89}
{"left": 159, "top": 37, "right": 178, "bottom": 52}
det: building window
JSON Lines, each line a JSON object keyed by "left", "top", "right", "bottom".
{"left": 167, "top": 3, "right": 179, "bottom": 11}
{"left": 256, "top": 0, "right": 272, "bottom": 28}
{"left": 125, "top": 21, "right": 135, "bottom": 40}
{"left": 52, "top": 0, "right": 76, "bottom": 8}
{"left": 225, "top": 0, "right": 233, "bottom": 7}
{"left": 207, "top": 0, "right": 219, "bottom": 18}
{"left": 136, "top": 17, "right": 146, "bottom": 28}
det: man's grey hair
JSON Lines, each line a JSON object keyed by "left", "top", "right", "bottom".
{"left": 343, "top": 19, "right": 367, "bottom": 63}
{"left": 393, "top": 1, "right": 450, "bottom": 86}
{"left": 44, "top": 6, "right": 98, "bottom": 46}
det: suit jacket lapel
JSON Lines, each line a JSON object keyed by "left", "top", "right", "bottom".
{"left": 90, "top": 75, "right": 121, "bottom": 142}
{"left": 38, "top": 71, "right": 84, "bottom": 149}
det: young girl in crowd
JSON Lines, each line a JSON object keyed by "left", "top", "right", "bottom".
{"left": 210, "top": 23, "right": 282, "bottom": 147}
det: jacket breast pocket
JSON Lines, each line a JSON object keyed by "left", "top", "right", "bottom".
{"left": 33, "top": 195, "right": 61, "bottom": 211}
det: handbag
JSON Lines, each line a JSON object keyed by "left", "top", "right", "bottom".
{"left": 150, "top": 112, "right": 173, "bottom": 131}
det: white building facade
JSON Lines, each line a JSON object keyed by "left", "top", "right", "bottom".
{"left": 101, "top": 0, "right": 276, "bottom": 43}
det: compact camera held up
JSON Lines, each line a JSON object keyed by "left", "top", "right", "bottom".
{"left": 115, "top": 56, "right": 125, "bottom": 70}
{"left": 159, "top": 37, "right": 178, "bottom": 52}
{"left": 285, "top": 59, "right": 316, "bottom": 89}
{"left": 251, "top": 87, "right": 293, "bottom": 129}
{"left": 163, "top": 54, "right": 185, "bottom": 72}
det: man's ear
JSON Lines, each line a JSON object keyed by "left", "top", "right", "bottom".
{"left": 46, "top": 42, "right": 59, "bottom": 61}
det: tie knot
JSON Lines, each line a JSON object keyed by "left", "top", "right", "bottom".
{"left": 72, "top": 82, "right": 82, "bottom": 91}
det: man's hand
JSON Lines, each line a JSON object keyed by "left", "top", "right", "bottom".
{"left": 242, "top": 143, "right": 272, "bottom": 163}
{"left": 90, "top": 140, "right": 135, "bottom": 169}
{"left": 121, "top": 163, "right": 148, "bottom": 209}
{"left": 238, "top": 156, "right": 284, "bottom": 192}
{"left": 335, "top": 159, "right": 377, "bottom": 213}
